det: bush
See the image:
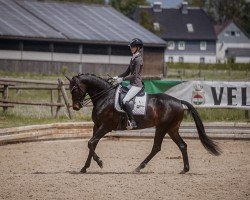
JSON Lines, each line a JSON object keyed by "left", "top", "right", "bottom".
{"left": 167, "top": 63, "right": 250, "bottom": 71}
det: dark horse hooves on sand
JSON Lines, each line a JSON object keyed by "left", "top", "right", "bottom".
{"left": 66, "top": 74, "right": 221, "bottom": 174}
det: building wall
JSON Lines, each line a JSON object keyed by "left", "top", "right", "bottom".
{"left": 0, "top": 47, "right": 165, "bottom": 76}
{"left": 235, "top": 57, "right": 250, "bottom": 63}
{"left": 165, "top": 40, "right": 216, "bottom": 63}
{"left": 165, "top": 54, "right": 216, "bottom": 64}
{"left": 216, "top": 43, "right": 250, "bottom": 63}
{"left": 0, "top": 59, "right": 128, "bottom": 75}
{"left": 144, "top": 47, "right": 165, "bottom": 76}
{"left": 217, "top": 22, "right": 250, "bottom": 63}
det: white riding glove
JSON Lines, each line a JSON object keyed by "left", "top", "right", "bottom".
{"left": 116, "top": 77, "right": 123, "bottom": 83}
{"left": 113, "top": 76, "right": 123, "bottom": 83}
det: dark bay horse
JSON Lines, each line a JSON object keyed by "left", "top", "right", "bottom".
{"left": 66, "top": 73, "right": 220, "bottom": 174}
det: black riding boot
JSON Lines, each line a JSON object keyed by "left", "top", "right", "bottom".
{"left": 123, "top": 102, "right": 137, "bottom": 129}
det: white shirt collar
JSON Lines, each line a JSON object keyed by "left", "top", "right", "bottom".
{"left": 132, "top": 52, "right": 140, "bottom": 60}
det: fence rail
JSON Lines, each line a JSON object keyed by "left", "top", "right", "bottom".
{"left": 0, "top": 77, "right": 72, "bottom": 118}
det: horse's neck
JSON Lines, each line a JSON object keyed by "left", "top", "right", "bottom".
{"left": 81, "top": 75, "right": 111, "bottom": 104}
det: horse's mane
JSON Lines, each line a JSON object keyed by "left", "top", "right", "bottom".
{"left": 76, "top": 73, "right": 112, "bottom": 89}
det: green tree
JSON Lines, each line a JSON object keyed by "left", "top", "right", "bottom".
{"left": 207, "top": 0, "right": 250, "bottom": 33}
{"left": 187, "top": 0, "right": 250, "bottom": 34}
{"left": 110, "top": 0, "right": 149, "bottom": 16}
{"left": 52, "top": 0, "right": 105, "bottom": 4}
{"left": 187, "top": 0, "right": 206, "bottom": 7}
{"left": 139, "top": 11, "right": 162, "bottom": 35}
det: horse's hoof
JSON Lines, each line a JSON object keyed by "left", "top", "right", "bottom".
{"left": 80, "top": 168, "right": 87, "bottom": 173}
{"left": 133, "top": 167, "right": 140, "bottom": 173}
{"left": 97, "top": 160, "right": 103, "bottom": 169}
{"left": 179, "top": 169, "right": 189, "bottom": 174}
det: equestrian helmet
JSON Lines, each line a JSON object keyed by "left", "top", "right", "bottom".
{"left": 128, "top": 38, "right": 143, "bottom": 48}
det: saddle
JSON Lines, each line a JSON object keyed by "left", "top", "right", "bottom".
{"left": 118, "top": 85, "right": 145, "bottom": 110}
{"left": 114, "top": 84, "right": 147, "bottom": 130}
{"left": 114, "top": 84, "right": 147, "bottom": 115}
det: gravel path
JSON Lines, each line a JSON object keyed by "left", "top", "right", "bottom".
{"left": 0, "top": 139, "right": 249, "bottom": 200}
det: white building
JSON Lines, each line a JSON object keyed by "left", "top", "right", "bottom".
{"left": 214, "top": 21, "right": 250, "bottom": 63}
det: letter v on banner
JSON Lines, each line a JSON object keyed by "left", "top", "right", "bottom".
{"left": 211, "top": 87, "right": 224, "bottom": 105}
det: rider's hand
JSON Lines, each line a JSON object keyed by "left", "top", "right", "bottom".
{"left": 113, "top": 76, "right": 118, "bottom": 80}
{"left": 116, "top": 77, "right": 123, "bottom": 83}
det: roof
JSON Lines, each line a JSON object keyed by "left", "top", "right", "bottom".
{"left": 214, "top": 21, "right": 232, "bottom": 35}
{"left": 147, "top": 0, "right": 183, "bottom": 8}
{"left": 226, "top": 48, "right": 250, "bottom": 57}
{"left": 0, "top": 0, "right": 166, "bottom": 47}
{"left": 132, "top": 6, "right": 217, "bottom": 41}
{"left": 214, "top": 20, "right": 250, "bottom": 39}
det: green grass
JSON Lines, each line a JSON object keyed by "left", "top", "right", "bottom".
{"left": 0, "top": 71, "right": 92, "bottom": 128}
{"left": 0, "top": 108, "right": 92, "bottom": 129}
{"left": 0, "top": 67, "right": 249, "bottom": 129}
{"left": 167, "top": 63, "right": 250, "bottom": 81}
{"left": 167, "top": 63, "right": 250, "bottom": 71}
{"left": 184, "top": 108, "right": 249, "bottom": 122}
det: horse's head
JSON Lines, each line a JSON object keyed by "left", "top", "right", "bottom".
{"left": 65, "top": 75, "right": 87, "bottom": 111}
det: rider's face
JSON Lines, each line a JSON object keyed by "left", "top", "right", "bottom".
{"left": 130, "top": 46, "right": 137, "bottom": 54}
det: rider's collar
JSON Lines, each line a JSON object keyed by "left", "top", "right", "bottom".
{"left": 132, "top": 52, "right": 140, "bottom": 60}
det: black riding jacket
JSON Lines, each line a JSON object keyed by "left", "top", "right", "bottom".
{"left": 118, "top": 53, "right": 143, "bottom": 87}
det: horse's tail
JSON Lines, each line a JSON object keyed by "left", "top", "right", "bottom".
{"left": 181, "top": 100, "right": 221, "bottom": 156}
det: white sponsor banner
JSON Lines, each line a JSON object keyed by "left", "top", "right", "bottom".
{"left": 166, "top": 81, "right": 250, "bottom": 109}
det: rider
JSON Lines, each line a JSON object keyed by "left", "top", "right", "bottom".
{"left": 113, "top": 38, "right": 144, "bottom": 129}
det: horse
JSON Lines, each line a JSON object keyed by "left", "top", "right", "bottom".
{"left": 65, "top": 73, "right": 221, "bottom": 174}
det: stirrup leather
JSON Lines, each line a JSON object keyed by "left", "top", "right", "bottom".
{"left": 126, "top": 120, "right": 137, "bottom": 130}
{"left": 126, "top": 120, "right": 133, "bottom": 130}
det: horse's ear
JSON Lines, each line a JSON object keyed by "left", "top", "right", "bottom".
{"left": 65, "top": 75, "right": 72, "bottom": 82}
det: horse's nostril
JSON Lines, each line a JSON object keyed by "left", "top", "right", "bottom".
{"left": 73, "top": 104, "right": 80, "bottom": 110}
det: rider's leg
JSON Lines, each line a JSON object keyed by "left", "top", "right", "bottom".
{"left": 122, "top": 86, "right": 142, "bottom": 129}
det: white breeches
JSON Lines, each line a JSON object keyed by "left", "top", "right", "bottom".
{"left": 122, "top": 86, "right": 142, "bottom": 104}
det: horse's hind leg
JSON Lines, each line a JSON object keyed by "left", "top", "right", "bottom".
{"left": 134, "top": 126, "right": 166, "bottom": 173}
{"left": 169, "top": 130, "right": 189, "bottom": 174}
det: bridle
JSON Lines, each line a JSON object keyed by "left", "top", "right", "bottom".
{"left": 71, "top": 80, "right": 118, "bottom": 107}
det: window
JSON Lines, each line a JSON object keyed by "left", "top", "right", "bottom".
{"left": 200, "top": 57, "right": 205, "bottom": 63}
{"left": 168, "top": 57, "right": 173, "bottom": 63}
{"left": 0, "top": 39, "right": 20, "bottom": 50}
{"left": 178, "top": 41, "right": 185, "bottom": 50}
{"left": 111, "top": 45, "right": 130, "bottom": 56}
{"left": 82, "top": 44, "right": 108, "bottom": 55}
{"left": 187, "top": 24, "right": 194, "bottom": 32}
{"left": 179, "top": 57, "right": 184, "bottom": 63}
{"left": 23, "top": 41, "right": 51, "bottom": 52}
{"left": 231, "top": 31, "right": 235, "bottom": 36}
{"left": 167, "top": 41, "right": 175, "bottom": 50}
{"left": 54, "top": 43, "right": 79, "bottom": 53}
{"left": 236, "top": 31, "right": 241, "bottom": 37}
{"left": 200, "top": 41, "right": 207, "bottom": 51}
{"left": 153, "top": 22, "right": 160, "bottom": 31}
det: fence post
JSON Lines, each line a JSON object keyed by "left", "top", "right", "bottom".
{"left": 3, "top": 85, "right": 8, "bottom": 112}
{"left": 55, "top": 88, "right": 62, "bottom": 118}
{"left": 50, "top": 90, "right": 54, "bottom": 117}
{"left": 58, "top": 78, "right": 72, "bottom": 119}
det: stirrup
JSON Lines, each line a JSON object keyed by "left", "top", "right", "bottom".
{"left": 126, "top": 120, "right": 137, "bottom": 130}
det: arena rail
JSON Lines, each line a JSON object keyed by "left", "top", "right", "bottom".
{"left": 0, "top": 77, "right": 74, "bottom": 118}
{"left": 0, "top": 122, "right": 249, "bottom": 145}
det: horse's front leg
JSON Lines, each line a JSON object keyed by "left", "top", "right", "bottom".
{"left": 80, "top": 124, "right": 110, "bottom": 173}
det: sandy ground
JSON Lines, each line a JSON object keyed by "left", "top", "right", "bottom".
{"left": 0, "top": 138, "right": 249, "bottom": 200}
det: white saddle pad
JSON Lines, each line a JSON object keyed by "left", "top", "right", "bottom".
{"left": 114, "top": 85, "right": 147, "bottom": 115}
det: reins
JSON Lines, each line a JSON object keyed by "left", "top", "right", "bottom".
{"left": 81, "top": 84, "right": 119, "bottom": 106}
